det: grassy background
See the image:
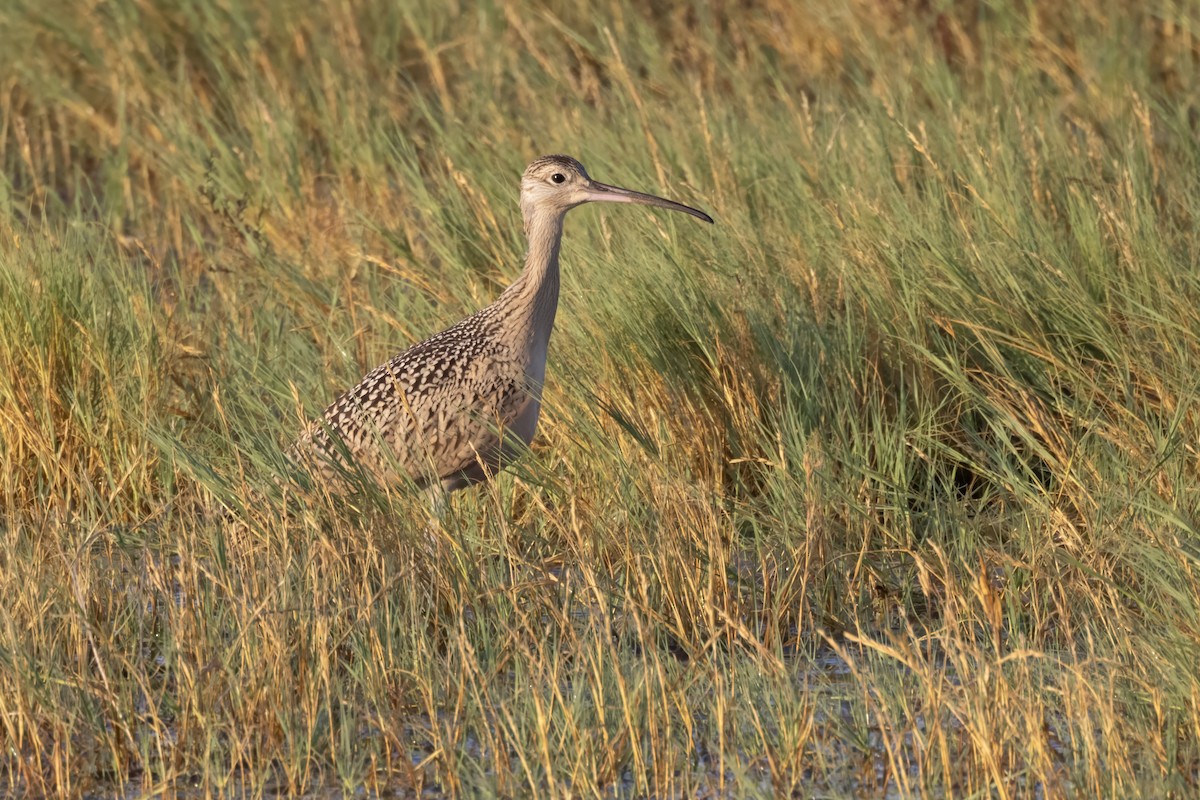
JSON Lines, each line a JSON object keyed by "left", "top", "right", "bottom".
{"left": 2, "top": 0, "right": 1200, "bottom": 796}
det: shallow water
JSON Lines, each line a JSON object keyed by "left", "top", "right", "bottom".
{"left": 72, "top": 553, "right": 1093, "bottom": 799}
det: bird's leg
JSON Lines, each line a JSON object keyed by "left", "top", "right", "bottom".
{"left": 426, "top": 484, "right": 448, "bottom": 520}
{"left": 421, "top": 484, "right": 449, "bottom": 551}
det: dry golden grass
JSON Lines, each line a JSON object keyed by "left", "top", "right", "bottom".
{"left": 2, "top": 0, "right": 1200, "bottom": 796}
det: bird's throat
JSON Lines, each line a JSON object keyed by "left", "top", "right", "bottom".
{"left": 503, "top": 211, "right": 563, "bottom": 344}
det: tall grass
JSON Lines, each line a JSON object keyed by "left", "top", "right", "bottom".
{"left": 2, "top": 0, "right": 1199, "bottom": 796}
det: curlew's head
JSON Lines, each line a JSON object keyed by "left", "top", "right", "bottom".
{"left": 519, "top": 155, "right": 713, "bottom": 228}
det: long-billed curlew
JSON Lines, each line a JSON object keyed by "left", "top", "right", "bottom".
{"left": 289, "top": 155, "right": 712, "bottom": 501}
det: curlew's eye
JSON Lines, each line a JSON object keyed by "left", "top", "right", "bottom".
{"left": 551, "top": 173, "right": 566, "bottom": 184}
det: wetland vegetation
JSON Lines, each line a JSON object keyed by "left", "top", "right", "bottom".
{"left": 2, "top": 0, "right": 1199, "bottom": 796}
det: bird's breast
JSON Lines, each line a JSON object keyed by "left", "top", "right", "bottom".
{"left": 509, "top": 393, "right": 542, "bottom": 447}
{"left": 510, "top": 333, "right": 550, "bottom": 445}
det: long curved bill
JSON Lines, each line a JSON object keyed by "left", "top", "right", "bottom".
{"left": 584, "top": 180, "right": 714, "bottom": 224}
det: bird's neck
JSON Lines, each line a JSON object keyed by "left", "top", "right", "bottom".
{"left": 499, "top": 210, "right": 564, "bottom": 342}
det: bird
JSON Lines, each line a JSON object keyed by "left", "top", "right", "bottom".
{"left": 288, "top": 154, "right": 713, "bottom": 505}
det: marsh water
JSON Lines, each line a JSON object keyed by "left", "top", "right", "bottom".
{"left": 54, "top": 546, "right": 1097, "bottom": 799}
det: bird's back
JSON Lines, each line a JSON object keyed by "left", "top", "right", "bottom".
{"left": 290, "top": 304, "right": 540, "bottom": 491}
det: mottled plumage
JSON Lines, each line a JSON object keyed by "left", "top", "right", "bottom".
{"left": 289, "top": 155, "right": 712, "bottom": 496}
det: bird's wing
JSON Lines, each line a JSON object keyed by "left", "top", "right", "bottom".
{"left": 290, "top": 322, "right": 532, "bottom": 487}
